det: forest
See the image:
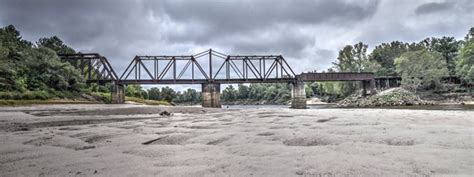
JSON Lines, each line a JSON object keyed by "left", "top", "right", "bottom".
{"left": 0, "top": 24, "right": 472, "bottom": 105}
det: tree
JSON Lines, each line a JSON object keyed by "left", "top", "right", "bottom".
{"left": 160, "top": 86, "right": 176, "bottom": 102}
{"left": 37, "top": 36, "right": 75, "bottom": 54}
{"left": 333, "top": 42, "right": 369, "bottom": 72}
{"left": 369, "top": 41, "right": 409, "bottom": 75}
{"left": 395, "top": 49, "right": 448, "bottom": 91}
{"left": 174, "top": 88, "right": 200, "bottom": 103}
{"left": 0, "top": 25, "right": 32, "bottom": 53}
{"left": 0, "top": 25, "right": 84, "bottom": 93}
{"left": 148, "top": 87, "right": 161, "bottom": 100}
{"left": 333, "top": 45, "right": 355, "bottom": 72}
{"left": 126, "top": 85, "right": 145, "bottom": 98}
{"left": 332, "top": 42, "right": 369, "bottom": 96}
{"left": 432, "top": 37, "right": 459, "bottom": 77}
{"left": 221, "top": 85, "right": 237, "bottom": 101}
{"left": 237, "top": 84, "right": 249, "bottom": 99}
{"left": 456, "top": 28, "right": 474, "bottom": 85}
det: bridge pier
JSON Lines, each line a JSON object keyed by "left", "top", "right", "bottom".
{"left": 111, "top": 84, "right": 125, "bottom": 104}
{"left": 361, "top": 79, "right": 376, "bottom": 97}
{"left": 291, "top": 81, "right": 307, "bottom": 109}
{"left": 202, "top": 83, "right": 221, "bottom": 108}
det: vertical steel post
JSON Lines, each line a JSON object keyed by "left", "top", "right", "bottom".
{"left": 173, "top": 57, "right": 176, "bottom": 80}
{"left": 209, "top": 49, "right": 212, "bottom": 81}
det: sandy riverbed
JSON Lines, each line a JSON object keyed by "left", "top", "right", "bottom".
{"left": 0, "top": 104, "right": 472, "bottom": 176}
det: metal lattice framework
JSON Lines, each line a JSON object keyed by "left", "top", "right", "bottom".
{"left": 119, "top": 49, "right": 297, "bottom": 84}
{"left": 59, "top": 53, "right": 118, "bottom": 83}
{"left": 59, "top": 50, "right": 386, "bottom": 86}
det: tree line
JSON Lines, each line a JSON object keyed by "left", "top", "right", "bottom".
{"left": 329, "top": 28, "right": 473, "bottom": 95}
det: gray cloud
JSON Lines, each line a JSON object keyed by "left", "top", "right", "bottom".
{"left": 415, "top": 2, "right": 453, "bottom": 15}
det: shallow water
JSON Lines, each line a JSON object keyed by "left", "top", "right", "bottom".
{"left": 223, "top": 104, "right": 474, "bottom": 111}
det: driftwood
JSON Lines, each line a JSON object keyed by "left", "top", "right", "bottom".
{"left": 142, "top": 135, "right": 169, "bottom": 145}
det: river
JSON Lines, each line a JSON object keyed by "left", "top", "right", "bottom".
{"left": 222, "top": 103, "right": 474, "bottom": 110}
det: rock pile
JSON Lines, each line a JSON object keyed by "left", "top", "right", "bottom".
{"left": 337, "top": 87, "right": 433, "bottom": 107}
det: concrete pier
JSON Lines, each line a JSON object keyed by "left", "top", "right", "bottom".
{"left": 361, "top": 79, "right": 376, "bottom": 97}
{"left": 291, "top": 81, "right": 306, "bottom": 109}
{"left": 111, "top": 84, "right": 125, "bottom": 104}
{"left": 202, "top": 83, "right": 221, "bottom": 108}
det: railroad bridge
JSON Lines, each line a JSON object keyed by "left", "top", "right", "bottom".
{"left": 59, "top": 49, "right": 382, "bottom": 109}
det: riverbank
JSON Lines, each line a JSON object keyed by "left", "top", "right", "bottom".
{"left": 0, "top": 104, "right": 472, "bottom": 176}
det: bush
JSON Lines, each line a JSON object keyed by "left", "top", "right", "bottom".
{"left": 91, "top": 92, "right": 111, "bottom": 104}
{"left": 0, "top": 92, "right": 18, "bottom": 99}
{"left": 22, "top": 91, "right": 52, "bottom": 100}
{"left": 0, "top": 91, "right": 52, "bottom": 100}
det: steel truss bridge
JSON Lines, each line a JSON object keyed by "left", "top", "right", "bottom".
{"left": 59, "top": 49, "right": 381, "bottom": 108}
{"left": 59, "top": 49, "right": 377, "bottom": 84}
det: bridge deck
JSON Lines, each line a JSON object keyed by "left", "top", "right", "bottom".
{"left": 118, "top": 78, "right": 298, "bottom": 84}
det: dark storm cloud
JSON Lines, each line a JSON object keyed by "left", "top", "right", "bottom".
{"left": 159, "top": 0, "right": 379, "bottom": 43}
{"left": 154, "top": 0, "right": 379, "bottom": 59}
{"left": 0, "top": 0, "right": 166, "bottom": 71}
{"left": 415, "top": 2, "right": 453, "bottom": 15}
{"left": 0, "top": 0, "right": 145, "bottom": 44}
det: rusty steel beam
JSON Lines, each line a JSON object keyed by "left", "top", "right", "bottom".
{"left": 299, "top": 72, "right": 374, "bottom": 81}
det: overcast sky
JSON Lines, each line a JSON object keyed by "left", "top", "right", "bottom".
{"left": 0, "top": 0, "right": 472, "bottom": 91}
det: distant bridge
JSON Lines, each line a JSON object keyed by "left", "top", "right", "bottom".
{"left": 60, "top": 49, "right": 385, "bottom": 108}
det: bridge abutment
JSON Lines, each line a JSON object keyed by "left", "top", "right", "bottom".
{"left": 202, "top": 83, "right": 221, "bottom": 108}
{"left": 291, "top": 81, "right": 307, "bottom": 109}
{"left": 111, "top": 84, "right": 125, "bottom": 104}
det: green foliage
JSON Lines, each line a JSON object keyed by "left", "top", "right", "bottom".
{"left": 237, "top": 84, "right": 250, "bottom": 99}
{"left": 456, "top": 33, "right": 474, "bottom": 85}
{"left": 0, "top": 91, "right": 52, "bottom": 100}
{"left": 36, "top": 36, "right": 75, "bottom": 54}
{"left": 0, "top": 25, "right": 85, "bottom": 96}
{"left": 148, "top": 87, "right": 162, "bottom": 100}
{"left": 330, "top": 42, "right": 370, "bottom": 96}
{"left": 160, "top": 86, "right": 176, "bottom": 102}
{"left": 421, "top": 37, "right": 459, "bottom": 76}
{"left": 173, "top": 88, "right": 200, "bottom": 103}
{"left": 221, "top": 85, "right": 237, "bottom": 101}
{"left": 221, "top": 83, "right": 291, "bottom": 104}
{"left": 89, "top": 83, "right": 112, "bottom": 93}
{"left": 369, "top": 41, "right": 410, "bottom": 75}
{"left": 125, "top": 85, "right": 147, "bottom": 98}
{"left": 91, "top": 92, "right": 112, "bottom": 104}
{"left": 395, "top": 49, "right": 448, "bottom": 91}
{"left": 333, "top": 42, "right": 369, "bottom": 72}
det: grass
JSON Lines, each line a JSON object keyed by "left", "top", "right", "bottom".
{"left": 126, "top": 97, "right": 172, "bottom": 106}
{"left": 0, "top": 99, "right": 99, "bottom": 106}
{"left": 0, "top": 91, "right": 171, "bottom": 106}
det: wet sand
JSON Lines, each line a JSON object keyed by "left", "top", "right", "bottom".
{"left": 0, "top": 104, "right": 473, "bottom": 176}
